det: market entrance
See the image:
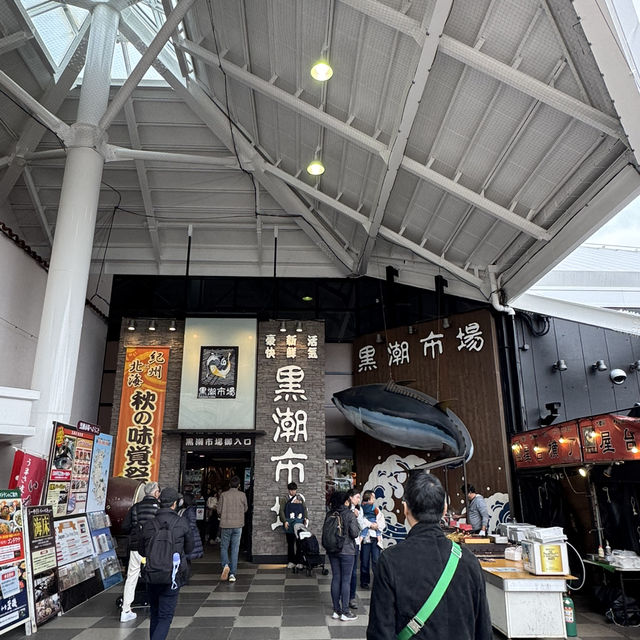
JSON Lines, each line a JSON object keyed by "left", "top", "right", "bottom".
{"left": 180, "top": 434, "right": 254, "bottom": 552}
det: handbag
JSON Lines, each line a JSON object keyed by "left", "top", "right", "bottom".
{"left": 397, "top": 542, "right": 462, "bottom": 640}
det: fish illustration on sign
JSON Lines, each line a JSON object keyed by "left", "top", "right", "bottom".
{"left": 332, "top": 381, "right": 473, "bottom": 463}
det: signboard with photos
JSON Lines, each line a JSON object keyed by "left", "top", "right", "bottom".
{"left": 0, "top": 489, "right": 28, "bottom": 635}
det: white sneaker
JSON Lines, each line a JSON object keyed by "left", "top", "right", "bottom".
{"left": 287, "top": 562, "right": 295, "bottom": 569}
{"left": 332, "top": 611, "right": 340, "bottom": 619}
{"left": 296, "top": 563, "right": 304, "bottom": 570}
{"left": 341, "top": 612, "right": 358, "bottom": 621}
{"left": 120, "top": 610, "right": 137, "bottom": 623}
{"left": 228, "top": 574, "right": 236, "bottom": 582}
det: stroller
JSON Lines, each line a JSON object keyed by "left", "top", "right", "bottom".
{"left": 293, "top": 523, "right": 328, "bottom": 576}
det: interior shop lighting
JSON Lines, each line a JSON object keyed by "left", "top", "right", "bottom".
{"left": 279, "top": 321, "right": 287, "bottom": 333}
{"left": 127, "top": 319, "right": 136, "bottom": 331}
{"left": 552, "top": 359, "right": 567, "bottom": 371}
{"left": 310, "top": 61, "right": 333, "bottom": 81}
{"left": 302, "top": 295, "right": 313, "bottom": 302}
{"left": 306, "top": 160, "right": 325, "bottom": 176}
{"left": 591, "top": 360, "right": 608, "bottom": 372}
{"left": 169, "top": 320, "right": 177, "bottom": 332}
{"left": 578, "top": 467, "right": 588, "bottom": 478}
{"left": 148, "top": 319, "right": 157, "bottom": 331}
{"left": 295, "top": 321, "right": 303, "bottom": 333}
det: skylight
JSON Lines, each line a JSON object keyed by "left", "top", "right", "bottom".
{"left": 18, "top": 0, "right": 184, "bottom": 86}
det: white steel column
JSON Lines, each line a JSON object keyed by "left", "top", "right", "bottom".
{"left": 23, "top": 2, "right": 120, "bottom": 456}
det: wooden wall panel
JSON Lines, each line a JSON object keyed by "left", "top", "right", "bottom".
{"left": 351, "top": 309, "right": 510, "bottom": 504}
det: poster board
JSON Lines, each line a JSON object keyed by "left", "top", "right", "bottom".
{"left": 25, "top": 505, "right": 60, "bottom": 628}
{"left": 87, "top": 512, "right": 122, "bottom": 590}
{"left": 45, "top": 423, "right": 96, "bottom": 517}
{"left": 0, "top": 490, "right": 28, "bottom": 635}
{"left": 86, "top": 434, "right": 113, "bottom": 513}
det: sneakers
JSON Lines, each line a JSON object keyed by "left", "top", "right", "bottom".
{"left": 120, "top": 610, "right": 137, "bottom": 623}
{"left": 286, "top": 562, "right": 295, "bottom": 569}
{"left": 296, "top": 563, "right": 304, "bottom": 570}
{"left": 341, "top": 612, "right": 358, "bottom": 621}
{"left": 220, "top": 565, "right": 230, "bottom": 581}
{"left": 349, "top": 598, "right": 358, "bottom": 609}
{"left": 228, "top": 574, "right": 236, "bottom": 582}
{"left": 331, "top": 611, "right": 340, "bottom": 619}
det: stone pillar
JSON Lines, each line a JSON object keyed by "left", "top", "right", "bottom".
{"left": 251, "top": 320, "right": 326, "bottom": 561}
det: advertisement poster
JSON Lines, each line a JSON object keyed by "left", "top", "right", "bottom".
{"left": 0, "top": 490, "right": 28, "bottom": 633}
{"left": 9, "top": 451, "right": 47, "bottom": 508}
{"left": 198, "top": 346, "right": 238, "bottom": 398}
{"left": 85, "top": 434, "right": 113, "bottom": 513}
{"left": 113, "top": 347, "right": 170, "bottom": 482}
{"left": 54, "top": 517, "right": 94, "bottom": 568}
{"left": 26, "top": 505, "right": 60, "bottom": 626}
{"left": 88, "top": 512, "right": 122, "bottom": 590}
{"left": 45, "top": 423, "right": 95, "bottom": 516}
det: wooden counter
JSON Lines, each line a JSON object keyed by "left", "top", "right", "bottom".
{"left": 479, "top": 558, "right": 572, "bottom": 638}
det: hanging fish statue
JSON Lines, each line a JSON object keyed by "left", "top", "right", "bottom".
{"left": 332, "top": 381, "right": 473, "bottom": 463}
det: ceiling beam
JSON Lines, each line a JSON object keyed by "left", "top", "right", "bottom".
{"left": 338, "top": 0, "right": 424, "bottom": 43}
{"left": 438, "top": 35, "right": 624, "bottom": 140}
{"left": 0, "top": 15, "right": 90, "bottom": 204}
{"left": 0, "top": 31, "right": 33, "bottom": 56}
{"left": 118, "top": 17, "right": 355, "bottom": 275}
{"left": 23, "top": 166, "right": 53, "bottom": 246}
{"left": 106, "top": 145, "right": 238, "bottom": 166}
{"left": 176, "top": 37, "right": 386, "bottom": 157}
{"left": 356, "top": 0, "right": 453, "bottom": 274}
{"left": 401, "top": 156, "right": 552, "bottom": 240}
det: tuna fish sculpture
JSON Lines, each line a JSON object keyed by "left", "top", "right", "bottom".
{"left": 332, "top": 381, "right": 474, "bottom": 463}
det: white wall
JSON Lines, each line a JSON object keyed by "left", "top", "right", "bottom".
{"left": 0, "top": 232, "right": 108, "bottom": 433}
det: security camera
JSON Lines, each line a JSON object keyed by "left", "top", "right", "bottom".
{"left": 610, "top": 368, "right": 627, "bottom": 385}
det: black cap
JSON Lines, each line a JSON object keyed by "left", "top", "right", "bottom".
{"left": 160, "top": 487, "right": 180, "bottom": 507}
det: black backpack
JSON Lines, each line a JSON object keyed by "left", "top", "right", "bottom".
{"left": 321, "top": 510, "right": 345, "bottom": 554}
{"left": 142, "top": 518, "right": 182, "bottom": 585}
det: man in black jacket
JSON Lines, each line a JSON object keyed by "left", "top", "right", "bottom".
{"left": 367, "top": 471, "right": 492, "bottom": 640}
{"left": 140, "top": 487, "right": 194, "bottom": 640}
{"left": 120, "top": 481, "right": 161, "bottom": 622}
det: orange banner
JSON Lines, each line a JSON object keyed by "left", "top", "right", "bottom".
{"left": 113, "top": 347, "right": 170, "bottom": 482}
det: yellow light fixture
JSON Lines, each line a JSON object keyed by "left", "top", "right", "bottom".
{"left": 310, "top": 61, "right": 333, "bottom": 81}
{"left": 578, "top": 467, "right": 588, "bottom": 477}
{"left": 307, "top": 160, "right": 325, "bottom": 176}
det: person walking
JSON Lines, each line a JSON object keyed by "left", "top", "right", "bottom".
{"left": 279, "top": 481, "right": 308, "bottom": 570}
{"left": 178, "top": 493, "right": 204, "bottom": 580}
{"left": 218, "top": 475, "right": 248, "bottom": 582}
{"left": 120, "top": 481, "right": 160, "bottom": 623}
{"left": 139, "top": 487, "right": 193, "bottom": 640}
{"left": 324, "top": 491, "right": 360, "bottom": 622}
{"left": 359, "top": 490, "right": 385, "bottom": 588}
{"left": 367, "top": 471, "right": 491, "bottom": 639}
{"left": 347, "top": 487, "right": 365, "bottom": 609}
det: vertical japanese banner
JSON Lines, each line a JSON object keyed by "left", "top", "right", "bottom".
{"left": 9, "top": 451, "right": 48, "bottom": 508}
{"left": 0, "top": 489, "right": 28, "bottom": 634}
{"left": 113, "top": 347, "right": 170, "bottom": 482}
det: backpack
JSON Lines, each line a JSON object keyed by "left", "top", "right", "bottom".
{"left": 321, "top": 510, "right": 345, "bottom": 554}
{"left": 142, "top": 518, "right": 182, "bottom": 585}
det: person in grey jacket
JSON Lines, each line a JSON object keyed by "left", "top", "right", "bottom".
{"left": 218, "top": 476, "right": 248, "bottom": 582}
{"left": 462, "top": 483, "right": 490, "bottom": 534}
{"left": 326, "top": 491, "right": 360, "bottom": 621}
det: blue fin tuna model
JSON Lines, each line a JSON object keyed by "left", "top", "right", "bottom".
{"left": 332, "top": 381, "right": 474, "bottom": 463}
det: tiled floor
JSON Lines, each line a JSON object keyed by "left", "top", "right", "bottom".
{"left": 5, "top": 550, "right": 640, "bottom": 639}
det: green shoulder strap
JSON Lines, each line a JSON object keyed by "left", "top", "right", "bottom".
{"left": 397, "top": 542, "right": 462, "bottom": 640}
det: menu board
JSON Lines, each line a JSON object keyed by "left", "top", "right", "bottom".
{"left": 0, "top": 490, "right": 28, "bottom": 633}
{"left": 45, "top": 423, "right": 96, "bottom": 517}
{"left": 85, "top": 435, "right": 113, "bottom": 513}
{"left": 26, "top": 505, "right": 60, "bottom": 626}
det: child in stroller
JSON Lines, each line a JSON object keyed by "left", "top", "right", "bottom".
{"left": 292, "top": 522, "right": 328, "bottom": 576}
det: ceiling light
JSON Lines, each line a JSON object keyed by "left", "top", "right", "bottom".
{"left": 279, "top": 321, "right": 287, "bottom": 333}
{"left": 127, "top": 319, "right": 136, "bottom": 331}
{"left": 148, "top": 319, "right": 156, "bottom": 331}
{"left": 302, "top": 295, "right": 313, "bottom": 302}
{"left": 295, "top": 321, "right": 303, "bottom": 333}
{"left": 591, "top": 360, "right": 608, "bottom": 372}
{"left": 375, "top": 333, "right": 385, "bottom": 344}
{"left": 310, "top": 61, "right": 333, "bottom": 81}
{"left": 552, "top": 359, "right": 567, "bottom": 372}
{"left": 307, "top": 160, "right": 325, "bottom": 176}
{"left": 578, "top": 467, "right": 588, "bottom": 478}
{"left": 630, "top": 360, "right": 640, "bottom": 372}
{"left": 610, "top": 368, "right": 627, "bottom": 385}
{"left": 169, "top": 320, "right": 177, "bottom": 332}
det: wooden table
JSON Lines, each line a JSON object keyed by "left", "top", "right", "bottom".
{"left": 479, "top": 558, "right": 573, "bottom": 638}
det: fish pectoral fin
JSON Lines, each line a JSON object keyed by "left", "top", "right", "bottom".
{"left": 434, "top": 400, "right": 454, "bottom": 413}
{"left": 395, "top": 379, "right": 416, "bottom": 387}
